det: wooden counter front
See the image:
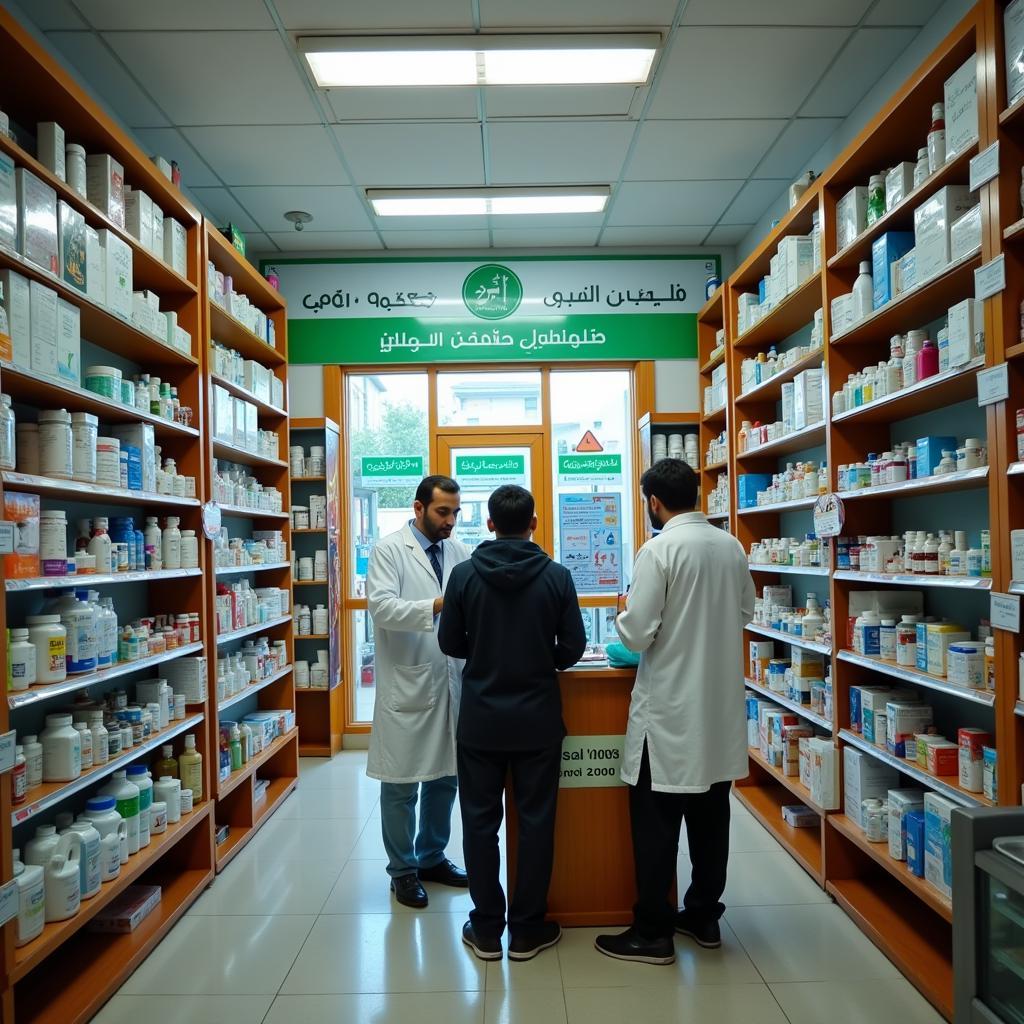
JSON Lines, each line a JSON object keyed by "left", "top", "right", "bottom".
{"left": 507, "top": 666, "right": 637, "bottom": 927}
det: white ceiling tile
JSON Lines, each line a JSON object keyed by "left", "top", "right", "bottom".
{"left": 275, "top": 0, "right": 473, "bottom": 30}
{"left": 704, "top": 224, "right": 755, "bottom": 245}
{"left": 181, "top": 126, "right": 348, "bottom": 186}
{"left": 488, "top": 212, "right": 607, "bottom": 229}
{"left": 328, "top": 88, "right": 479, "bottom": 122}
{"left": 241, "top": 231, "right": 277, "bottom": 254}
{"left": 607, "top": 180, "right": 742, "bottom": 225}
{"left": 756, "top": 118, "right": 842, "bottom": 178}
{"left": 485, "top": 85, "right": 637, "bottom": 119}
{"left": 131, "top": 128, "right": 220, "bottom": 187}
{"left": 105, "top": 31, "right": 318, "bottom": 125}
{"left": 265, "top": 230, "right": 383, "bottom": 251}
{"left": 479, "top": 0, "right": 677, "bottom": 27}
{"left": 230, "top": 186, "right": 373, "bottom": 232}
{"left": 368, "top": 214, "right": 491, "bottom": 231}
{"left": 47, "top": 32, "right": 170, "bottom": 128}
{"left": 802, "top": 27, "right": 920, "bottom": 117}
{"left": 25, "top": 2, "right": 86, "bottom": 29}
{"left": 488, "top": 122, "right": 634, "bottom": 185}
{"left": 866, "top": 0, "right": 943, "bottom": 26}
{"left": 382, "top": 230, "right": 491, "bottom": 249}
{"left": 188, "top": 187, "right": 261, "bottom": 233}
{"left": 599, "top": 226, "right": 713, "bottom": 245}
{"left": 490, "top": 227, "right": 600, "bottom": 247}
{"left": 648, "top": 27, "right": 847, "bottom": 118}
{"left": 682, "top": 0, "right": 871, "bottom": 25}
{"left": 72, "top": 0, "right": 273, "bottom": 28}
{"left": 334, "top": 123, "right": 485, "bottom": 186}
{"left": 628, "top": 119, "right": 785, "bottom": 181}
{"left": 718, "top": 179, "right": 789, "bottom": 225}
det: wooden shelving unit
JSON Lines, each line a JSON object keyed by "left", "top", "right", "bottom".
{"left": 201, "top": 224, "right": 297, "bottom": 873}
{"left": 290, "top": 402, "right": 344, "bottom": 757}
{"left": 696, "top": 289, "right": 731, "bottom": 526}
{"left": 0, "top": 11, "right": 215, "bottom": 1019}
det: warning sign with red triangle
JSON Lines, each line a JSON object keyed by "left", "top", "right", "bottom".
{"left": 575, "top": 430, "right": 604, "bottom": 453}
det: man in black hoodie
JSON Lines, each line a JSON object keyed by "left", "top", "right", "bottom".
{"left": 438, "top": 484, "right": 586, "bottom": 963}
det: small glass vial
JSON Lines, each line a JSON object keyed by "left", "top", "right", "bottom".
{"left": 863, "top": 799, "right": 888, "bottom": 843}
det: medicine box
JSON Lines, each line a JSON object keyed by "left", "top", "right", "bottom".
{"left": 737, "top": 474, "right": 771, "bottom": 509}
{"left": 885, "top": 162, "right": 916, "bottom": 210}
{"left": 781, "top": 236, "right": 814, "bottom": 294}
{"left": 0, "top": 151, "right": 15, "bottom": 251}
{"left": 844, "top": 746, "right": 898, "bottom": 829}
{"left": 100, "top": 230, "right": 133, "bottom": 322}
{"left": 124, "top": 188, "right": 154, "bottom": 251}
{"left": 913, "top": 185, "right": 973, "bottom": 282}
{"left": 245, "top": 401, "right": 258, "bottom": 453}
{"left": 56, "top": 297, "right": 80, "bottom": 385}
{"left": 836, "top": 186, "right": 868, "bottom": 250}
{"left": 947, "top": 298, "right": 976, "bottom": 368}
{"left": 59, "top": 201, "right": 87, "bottom": 295}
{"left": 860, "top": 688, "right": 899, "bottom": 746}
{"left": 36, "top": 121, "right": 65, "bottom": 180}
{"left": 893, "top": 249, "right": 916, "bottom": 296}
{"left": 151, "top": 201, "right": 164, "bottom": 259}
{"left": 793, "top": 367, "right": 824, "bottom": 430}
{"left": 781, "top": 381, "right": 795, "bottom": 433}
{"left": 16, "top": 168, "right": 58, "bottom": 275}
{"left": 109, "top": 424, "right": 156, "bottom": 494}
{"left": 905, "top": 810, "right": 926, "bottom": 877}
{"left": 790, "top": 649, "right": 824, "bottom": 678}
{"left": 782, "top": 804, "right": 819, "bottom": 828}
{"left": 916, "top": 733, "right": 945, "bottom": 768}
{"left": 926, "top": 624, "right": 970, "bottom": 677}
{"left": 917, "top": 435, "right": 958, "bottom": 478}
{"left": 924, "top": 792, "right": 956, "bottom": 898}
{"left": 164, "top": 218, "right": 188, "bottom": 277}
{"left": 888, "top": 788, "right": 925, "bottom": 861}
{"left": 232, "top": 397, "right": 246, "bottom": 448}
{"left": 89, "top": 885, "right": 161, "bottom": 934}
{"left": 3, "top": 491, "right": 40, "bottom": 578}
{"left": 871, "top": 231, "right": 914, "bottom": 310}
{"left": 163, "top": 657, "right": 208, "bottom": 703}
{"left": 944, "top": 55, "right": 979, "bottom": 160}
{"left": 885, "top": 701, "right": 933, "bottom": 758}
{"left": 782, "top": 724, "right": 813, "bottom": 777}
{"left": 799, "top": 737, "right": 813, "bottom": 788}
{"left": 86, "top": 153, "right": 125, "bottom": 228}
{"left": 212, "top": 385, "right": 233, "bottom": 442}
{"left": 950, "top": 204, "right": 982, "bottom": 262}
{"left": 983, "top": 746, "right": 997, "bottom": 800}
{"left": 809, "top": 738, "right": 839, "bottom": 810}
{"left": 0, "top": 269, "right": 31, "bottom": 369}
{"left": 29, "top": 280, "right": 59, "bottom": 380}
{"left": 830, "top": 292, "right": 853, "bottom": 338}
{"left": 926, "top": 740, "right": 959, "bottom": 777}
{"left": 1012, "top": 530, "right": 1024, "bottom": 581}
{"left": 85, "top": 225, "right": 105, "bottom": 307}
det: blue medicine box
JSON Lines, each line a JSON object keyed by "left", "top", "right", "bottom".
{"left": 916, "top": 435, "right": 957, "bottom": 478}
{"left": 871, "top": 231, "right": 915, "bottom": 309}
{"left": 737, "top": 474, "right": 772, "bottom": 509}
{"left": 849, "top": 685, "right": 863, "bottom": 734}
{"left": 905, "top": 810, "right": 925, "bottom": 877}
{"left": 758, "top": 278, "right": 767, "bottom": 304}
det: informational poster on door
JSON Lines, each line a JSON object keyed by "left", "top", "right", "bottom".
{"left": 454, "top": 453, "right": 528, "bottom": 491}
{"left": 558, "top": 493, "right": 622, "bottom": 593}
{"left": 557, "top": 453, "right": 623, "bottom": 486}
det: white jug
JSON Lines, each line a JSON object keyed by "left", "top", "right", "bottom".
{"left": 44, "top": 833, "right": 81, "bottom": 922}
{"left": 97, "top": 830, "right": 122, "bottom": 881}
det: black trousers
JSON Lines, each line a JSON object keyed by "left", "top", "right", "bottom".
{"left": 457, "top": 741, "right": 562, "bottom": 940}
{"left": 630, "top": 743, "right": 732, "bottom": 939}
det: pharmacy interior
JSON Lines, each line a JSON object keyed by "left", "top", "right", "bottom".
{"left": 3, "top": 0, "right": 1024, "bottom": 1020}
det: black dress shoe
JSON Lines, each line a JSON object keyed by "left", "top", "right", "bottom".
{"left": 462, "top": 921, "right": 503, "bottom": 961}
{"left": 508, "top": 921, "right": 562, "bottom": 962}
{"left": 594, "top": 926, "right": 676, "bottom": 965}
{"left": 418, "top": 858, "right": 469, "bottom": 887}
{"left": 390, "top": 873, "right": 428, "bottom": 908}
{"left": 675, "top": 910, "right": 722, "bottom": 948}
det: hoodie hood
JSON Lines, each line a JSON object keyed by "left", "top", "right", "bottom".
{"left": 470, "top": 539, "right": 550, "bottom": 592}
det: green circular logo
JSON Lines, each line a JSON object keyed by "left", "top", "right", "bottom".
{"left": 462, "top": 264, "right": 523, "bottom": 320}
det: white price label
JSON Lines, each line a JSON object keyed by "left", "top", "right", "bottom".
{"left": 0, "top": 520, "right": 14, "bottom": 554}
{"left": 969, "top": 141, "right": 1000, "bottom": 191}
{"left": 0, "top": 730, "right": 16, "bottom": 773}
{"left": 992, "top": 593, "right": 1021, "bottom": 633}
{"left": 978, "top": 363, "right": 1010, "bottom": 406}
{"left": 813, "top": 494, "right": 845, "bottom": 538}
{"left": 975, "top": 255, "right": 1006, "bottom": 301}
{"left": 0, "top": 879, "right": 18, "bottom": 928}
{"left": 559, "top": 734, "right": 626, "bottom": 789}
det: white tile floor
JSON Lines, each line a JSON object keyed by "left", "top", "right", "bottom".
{"left": 93, "top": 752, "right": 945, "bottom": 1024}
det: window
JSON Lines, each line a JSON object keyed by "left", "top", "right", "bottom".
{"left": 437, "top": 370, "right": 542, "bottom": 426}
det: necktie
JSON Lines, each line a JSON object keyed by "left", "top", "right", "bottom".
{"left": 426, "top": 543, "right": 443, "bottom": 589}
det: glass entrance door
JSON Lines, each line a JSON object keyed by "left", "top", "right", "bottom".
{"left": 436, "top": 433, "right": 549, "bottom": 554}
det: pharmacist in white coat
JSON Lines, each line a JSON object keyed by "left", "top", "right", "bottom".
{"left": 596, "top": 458, "right": 754, "bottom": 965}
{"left": 367, "top": 475, "right": 472, "bottom": 909}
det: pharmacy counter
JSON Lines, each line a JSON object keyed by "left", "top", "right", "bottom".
{"left": 507, "top": 665, "right": 638, "bottom": 927}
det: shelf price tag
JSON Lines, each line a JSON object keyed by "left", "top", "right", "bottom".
{"left": 974, "top": 255, "right": 1006, "bottom": 301}
{"left": 0, "top": 730, "right": 16, "bottom": 773}
{"left": 813, "top": 493, "right": 845, "bottom": 538}
{"left": 991, "top": 592, "right": 1021, "bottom": 633}
{"left": 978, "top": 363, "right": 1010, "bottom": 406}
{"left": 969, "top": 141, "right": 1000, "bottom": 191}
{"left": 202, "top": 502, "right": 222, "bottom": 541}
{"left": 0, "top": 520, "right": 14, "bottom": 554}
{"left": 0, "top": 879, "right": 18, "bottom": 928}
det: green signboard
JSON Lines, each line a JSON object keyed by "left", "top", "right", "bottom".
{"left": 454, "top": 453, "right": 528, "bottom": 491}
{"left": 359, "top": 456, "right": 423, "bottom": 488}
{"left": 557, "top": 454, "right": 623, "bottom": 486}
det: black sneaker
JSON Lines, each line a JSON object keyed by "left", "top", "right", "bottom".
{"left": 674, "top": 910, "right": 722, "bottom": 949}
{"left": 390, "top": 873, "right": 428, "bottom": 908}
{"left": 594, "top": 927, "right": 676, "bottom": 965}
{"left": 462, "top": 921, "right": 503, "bottom": 961}
{"left": 508, "top": 921, "right": 562, "bottom": 962}
{"left": 418, "top": 858, "right": 469, "bottom": 888}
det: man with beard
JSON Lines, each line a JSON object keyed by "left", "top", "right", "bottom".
{"left": 595, "top": 458, "right": 754, "bottom": 964}
{"left": 366, "top": 475, "right": 472, "bottom": 908}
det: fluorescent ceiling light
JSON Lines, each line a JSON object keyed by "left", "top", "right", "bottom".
{"left": 368, "top": 187, "right": 611, "bottom": 217}
{"left": 299, "top": 34, "right": 660, "bottom": 87}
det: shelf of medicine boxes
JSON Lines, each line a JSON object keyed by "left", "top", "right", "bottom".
{"left": 837, "top": 649, "right": 997, "bottom": 706}
{"left": 748, "top": 563, "right": 829, "bottom": 577}
{"left": 696, "top": 288, "right": 730, "bottom": 519}
{"left": 219, "top": 664, "right": 293, "bottom": 716}
{"left": 734, "top": 348, "right": 825, "bottom": 407}
{"left": 744, "top": 676, "right": 832, "bottom": 731}
{"left": 735, "top": 421, "right": 827, "bottom": 461}
{"left": 745, "top": 622, "right": 832, "bottom": 657}
{"left": 836, "top": 465, "right": 989, "bottom": 500}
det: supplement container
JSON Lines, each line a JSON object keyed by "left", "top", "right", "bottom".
{"left": 73, "top": 722, "right": 93, "bottom": 768}
{"left": 71, "top": 411, "right": 98, "bottom": 482}
{"left": 99, "top": 770, "right": 140, "bottom": 856}
{"left": 26, "top": 615, "right": 66, "bottom": 684}
{"left": 150, "top": 800, "right": 167, "bottom": 834}
{"left": 67, "top": 820, "right": 102, "bottom": 900}
{"left": 22, "top": 735, "right": 42, "bottom": 788}
{"left": 15, "top": 422, "right": 39, "bottom": 474}
{"left": 84, "top": 366, "right": 122, "bottom": 402}
{"left": 8, "top": 629, "right": 36, "bottom": 691}
{"left": 0, "top": 393, "right": 14, "bottom": 470}
{"left": 12, "top": 851, "right": 45, "bottom": 947}
{"left": 947, "top": 641, "right": 985, "bottom": 689}
{"left": 863, "top": 798, "right": 888, "bottom": 842}
{"left": 127, "top": 764, "right": 153, "bottom": 847}
{"left": 11, "top": 745, "right": 26, "bottom": 805}
{"left": 180, "top": 529, "right": 199, "bottom": 569}
{"left": 40, "top": 713, "right": 81, "bottom": 782}
{"left": 38, "top": 409, "right": 73, "bottom": 479}
{"left": 154, "top": 776, "right": 181, "bottom": 823}
{"left": 39, "top": 509, "right": 67, "bottom": 577}
{"left": 44, "top": 833, "right": 81, "bottom": 923}
{"left": 180, "top": 788, "right": 194, "bottom": 814}
{"left": 24, "top": 824, "right": 60, "bottom": 867}
{"left": 95, "top": 437, "right": 121, "bottom": 487}
{"left": 65, "top": 143, "right": 87, "bottom": 197}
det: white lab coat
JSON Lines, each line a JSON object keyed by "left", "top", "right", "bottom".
{"left": 366, "top": 524, "right": 470, "bottom": 783}
{"left": 616, "top": 512, "right": 755, "bottom": 793}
